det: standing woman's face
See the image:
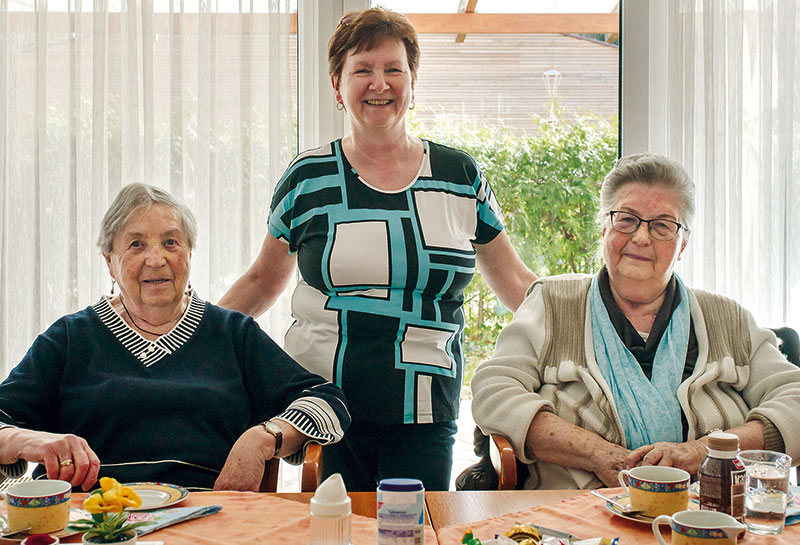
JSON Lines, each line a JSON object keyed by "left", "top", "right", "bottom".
{"left": 333, "top": 38, "right": 414, "bottom": 132}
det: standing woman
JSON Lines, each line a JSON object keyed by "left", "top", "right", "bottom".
{"left": 220, "top": 7, "right": 536, "bottom": 491}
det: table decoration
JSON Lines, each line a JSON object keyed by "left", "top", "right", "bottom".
{"left": 68, "top": 479, "right": 147, "bottom": 544}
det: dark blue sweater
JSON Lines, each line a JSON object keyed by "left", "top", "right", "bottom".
{"left": 0, "top": 297, "right": 350, "bottom": 489}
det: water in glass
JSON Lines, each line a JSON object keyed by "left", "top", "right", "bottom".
{"left": 744, "top": 463, "right": 789, "bottom": 535}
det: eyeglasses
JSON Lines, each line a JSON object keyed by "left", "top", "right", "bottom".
{"left": 608, "top": 211, "right": 688, "bottom": 241}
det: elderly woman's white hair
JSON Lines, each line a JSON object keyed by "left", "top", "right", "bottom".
{"left": 599, "top": 153, "right": 696, "bottom": 229}
{"left": 97, "top": 183, "right": 198, "bottom": 253}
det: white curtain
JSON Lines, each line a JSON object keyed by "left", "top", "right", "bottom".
{"left": 667, "top": 0, "right": 800, "bottom": 332}
{"left": 0, "top": 0, "right": 297, "bottom": 378}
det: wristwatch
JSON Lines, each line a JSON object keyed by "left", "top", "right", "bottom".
{"left": 261, "top": 420, "right": 283, "bottom": 457}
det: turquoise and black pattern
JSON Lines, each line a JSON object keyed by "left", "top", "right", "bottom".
{"left": 268, "top": 139, "right": 504, "bottom": 425}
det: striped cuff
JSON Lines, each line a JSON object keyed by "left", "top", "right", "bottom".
{"left": 273, "top": 397, "right": 346, "bottom": 466}
{"left": 748, "top": 415, "right": 786, "bottom": 453}
{"left": 1, "top": 459, "right": 28, "bottom": 480}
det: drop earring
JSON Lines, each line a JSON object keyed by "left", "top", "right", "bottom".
{"left": 111, "top": 278, "right": 116, "bottom": 295}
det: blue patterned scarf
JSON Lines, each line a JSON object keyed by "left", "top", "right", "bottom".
{"left": 590, "top": 272, "right": 689, "bottom": 450}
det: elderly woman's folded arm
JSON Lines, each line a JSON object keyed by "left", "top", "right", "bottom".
{"left": 213, "top": 315, "right": 350, "bottom": 491}
{"left": 626, "top": 310, "right": 800, "bottom": 474}
{"left": 472, "top": 286, "right": 630, "bottom": 488}
{"left": 740, "top": 313, "right": 800, "bottom": 459}
{"left": 0, "top": 325, "right": 102, "bottom": 490}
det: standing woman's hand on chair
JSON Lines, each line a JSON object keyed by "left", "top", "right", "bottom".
{"left": 0, "top": 427, "right": 100, "bottom": 490}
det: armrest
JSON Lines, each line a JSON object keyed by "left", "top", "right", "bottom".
{"left": 301, "top": 443, "right": 323, "bottom": 492}
{"left": 489, "top": 434, "right": 518, "bottom": 490}
{"left": 259, "top": 457, "right": 280, "bottom": 492}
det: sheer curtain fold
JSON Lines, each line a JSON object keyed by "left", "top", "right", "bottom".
{"left": 668, "top": 0, "right": 800, "bottom": 331}
{"left": 0, "top": 1, "right": 296, "bottom": 377}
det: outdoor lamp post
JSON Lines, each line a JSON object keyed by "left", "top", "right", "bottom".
{"left": 542, "top": 68, "right": 562, "bottom": 118}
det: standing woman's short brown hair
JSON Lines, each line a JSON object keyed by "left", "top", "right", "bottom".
{"left": 327, "top": 7, "right": 420, "bottom": 85}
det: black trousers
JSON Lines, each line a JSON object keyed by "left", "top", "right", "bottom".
{"left": 322, "top": 419, "right": 458, "bottom": 492}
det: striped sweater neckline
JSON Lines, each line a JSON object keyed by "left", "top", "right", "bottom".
{"left": 93, "top": 291, "right": 205, "bottom": 367}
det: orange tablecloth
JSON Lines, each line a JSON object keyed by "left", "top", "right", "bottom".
{"left": 55, "top": 491, "right": 438, "bottom": 545}
{"left": 435, "top": 488, "right": 800, "bottom": 545}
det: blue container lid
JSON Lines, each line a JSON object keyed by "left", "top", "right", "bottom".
{"left": 378, "top": 478, "right": 424, "bottom": 492}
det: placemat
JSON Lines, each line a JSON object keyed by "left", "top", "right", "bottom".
{"left": 58, "top": 492, "right": 438, "bottom": 545}
{"left": 436, "top": 488, "right": 800, "bottom": 545}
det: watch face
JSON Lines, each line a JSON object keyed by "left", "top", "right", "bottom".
{"left": 265, "top": 421, "right": 281, "bottom": 435}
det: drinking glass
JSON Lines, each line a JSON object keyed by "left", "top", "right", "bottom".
{"left": 738, "top": 450, "right": 792, "bottom": 535}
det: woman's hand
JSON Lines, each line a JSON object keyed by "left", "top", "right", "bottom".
{"left": 626, "top": 440, "right": 708, "bottom": 475}
{"left": 0, "top": 428, "right": 100, "bottom": 490}
{"left": 592, "top": 445, "right": 632, "bottom": 487}
{"left": 526, "top": 411, "right": 632, "bottom": 487}
{"left": 214, "top": 426, "right": 276, "bottom": 491}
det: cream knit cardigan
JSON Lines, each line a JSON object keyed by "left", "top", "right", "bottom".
{"left": 471, "top": 274, "right": 800, "bottom": 490}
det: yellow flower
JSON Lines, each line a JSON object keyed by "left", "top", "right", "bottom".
{"left": 117, "top": 486, "right": 142, "bottom": 507}
{"left": 83, "top": 478, "right": 142, "bottom": 514}
{"left": 99, "top": 477, "right": 119, "bottom": 493}
{"left": 83, "top": 492, "right": 123, "bottom": 514}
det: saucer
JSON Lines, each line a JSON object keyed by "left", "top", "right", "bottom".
{"left": 603, "top": 494, "right": 697, "bottom": 524}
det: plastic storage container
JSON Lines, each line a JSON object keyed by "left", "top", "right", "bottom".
{"left": 377, "top": 478, "right": 424, "bottom": 545}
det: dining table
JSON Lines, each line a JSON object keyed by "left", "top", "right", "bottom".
{"left": 427, "top": 487, "right": 800, "bottom": 544}
{"left": 45, "top": 491, "right": 438, "bottom": 545}
{"left": 5, "top": 488, "right": 800, "bottom": 544}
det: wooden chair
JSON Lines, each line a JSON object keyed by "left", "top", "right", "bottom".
{"left": 259, "top": 442, "right": 323, "bottom": 492}
{"left": 455, "top": 428, "right": 525, "bottom": 491}
{"left": 489, "top": 434, "right": 525, "bottom": 490}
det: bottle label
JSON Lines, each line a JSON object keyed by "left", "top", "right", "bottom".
{"left": 730, "top": 469, "right": 745, "bottom": 521}
{"left": 377, "top": 490, "right": 424, "bottom": 545}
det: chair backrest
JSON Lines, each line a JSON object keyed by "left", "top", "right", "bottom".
{"left": 770, "top": 327, "right": 800, "bottom": 366}
{"left": 258, "top": 442, "right": 323, "bottom": 492}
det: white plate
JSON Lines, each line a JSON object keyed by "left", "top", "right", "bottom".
{"left": 123, "top": 482, "right": 189, "bottom": 511}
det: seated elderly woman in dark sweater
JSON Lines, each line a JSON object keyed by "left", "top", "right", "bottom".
{"left": 0, "top": 183, "right": 350, "bottom": 491}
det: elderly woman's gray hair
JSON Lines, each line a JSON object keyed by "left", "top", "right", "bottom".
{"left": 97, "top": 183, "right": 198, "bottom": 253}
{"left": 599, "top": 153, "right": 696, "bottom": 229}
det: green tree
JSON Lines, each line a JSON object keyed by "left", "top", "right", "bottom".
{"left": 409, "top": 107, "right": 618, "bottom": 387}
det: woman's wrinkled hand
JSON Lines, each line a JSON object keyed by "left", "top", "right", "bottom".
{"left": 2, "top": 428, "right": 100, "bottom": 490}
{"left": 592, "top": 443, "right": 631, "bottom": 487}
{"left": 626, "top": 440, "right": 708, "bottom": 475}
{"left": 214, "top": 425, "right": 276, "bottom": 492}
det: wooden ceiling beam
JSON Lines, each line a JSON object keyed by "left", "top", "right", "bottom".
{"left": 7, "top": 12, "right": 618, "bottom": 36}
{"left": 406, "top": 13, "right": 619, "bottom": 34}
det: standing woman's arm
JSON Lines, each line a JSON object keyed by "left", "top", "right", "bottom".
{"left": 475, "top": 231, "right": 538, "bottom": 312}
{"left": 218, "top": 235, "right": 297, "bottom": 317}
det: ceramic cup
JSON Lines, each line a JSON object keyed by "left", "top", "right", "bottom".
{"left": 619, "top": 466, "right": 690, "bottom": 518}
{"left": 652, "top": 509, "right": 746, "bottom": 545}
{"left": 3, "top": 480, "right": 71, "bottom": 534}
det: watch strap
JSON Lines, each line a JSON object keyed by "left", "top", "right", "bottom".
{"left": 261, "top": 420, "right": 283, "bottom": 457}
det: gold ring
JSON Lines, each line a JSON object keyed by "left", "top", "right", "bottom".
{"left": 59, "top": 459, "right": 73, "bottom": 467}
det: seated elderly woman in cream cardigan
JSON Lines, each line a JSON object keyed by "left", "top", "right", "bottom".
{"left": 471, "top": 154, "right": 800, "bottom": 489}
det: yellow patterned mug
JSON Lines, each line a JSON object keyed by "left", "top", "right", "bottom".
{"left": 619, "top": 466, "right": 690, "bottom": 518}
{"left": 653, "top": 509, "right": 746, "bottom": 545}
{"left": 3, "top": 480, "right": 71, "bottom": 534}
